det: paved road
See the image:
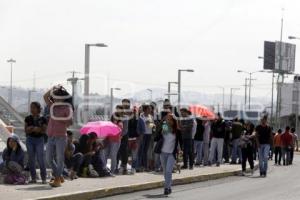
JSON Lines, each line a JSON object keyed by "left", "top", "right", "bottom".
{"left": 98, "top": 155, "right": 300, "bottom": 200}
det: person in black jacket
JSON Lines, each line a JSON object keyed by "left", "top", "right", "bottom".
{"left": 127, "top": 107, "right": 140, "bottom": 174}
{"left": 179, "top": 108, "right": 194, "bottom": 170}
{"left": 208, "top": 113, "right": 226, "bottom": 167}
{"left": 194, "top": 118, "right": 204, "bottom": 166}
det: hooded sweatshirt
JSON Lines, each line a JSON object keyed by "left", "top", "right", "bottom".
{"left": 2, "top": 135, "right": 24, "bottom": 168}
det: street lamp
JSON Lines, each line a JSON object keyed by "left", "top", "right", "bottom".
{"left": 178, "top": 69, "right": 194, "bottom": 108}
{"left": 110, "top": 87, "right": 121, "bottom": 115}
{"left": 7, "top": 58, "right": 16, "bottom": 106}
{"left": 230, "top": 88, "right": 240, "bottom": 111}
{"left": 147, "top": 89, "right": 153, "bottom": 101}
{"left": 167, "top": 81, "right": 178, "bottom": 102}
{"left": 259, "top": 54, "right": 276, "bottom": 126}
{"left": 84, "top": 43, "right": 107, "bottom": 122}
{"left": 217, "top": 86, "right": 225, "bottom": 111}
{"left": 237, "top": 69, "right": 261, "bottom": 110}
{"left": 288, "top": 36, "right": 300, "bottom": 40}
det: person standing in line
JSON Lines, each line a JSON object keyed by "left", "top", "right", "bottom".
{"left": 281, "top": 126, "right": 293, "bottom": 166}
{"left": 231, "top": 118, "right": 243, "bottom": 164}
{"left": 240, "top": 123, "right": 255, "bottom": 175}
{"left": 117, "top": 99, "right": 130, "bottom": 175}
{"left": 127, "top": 106, "right": 140, "bottom": 174}
{"left": 25, "top": 102, "right": 47, "bottom": 184}
{"left": 108, "top": 106, "right": 123, "bottom": 174}
{"left": 155, "top": 113, "right": 178, "bottom": 196}
{"left": 290, "top": 128, "right": 298, "bottom": 165}
{"left": 179, "top": 108, "right": 194, "bottom": 170}
{"left": 208, "top": 113, "right": 226, "bottom": 167}
{"left": 273, "top": 129, "right": 283, "bottom": 165}
{"left": 137, "top": 105, "right": 154, "bottom": 171}
{"left": 194, "top": 118, "right": 204, "bottom": 166}
{"left": 202, "top": 119, "right": 211, "bottom": 166}
{"left": 255, "top": 116, "right": 273, "bottom": 177}
{"left": 44, "top": 86, "right": 73, "bottom": 187}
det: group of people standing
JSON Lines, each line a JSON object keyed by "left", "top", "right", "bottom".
{"left": 0, "top": 86, "right": 298, "bottom": 196}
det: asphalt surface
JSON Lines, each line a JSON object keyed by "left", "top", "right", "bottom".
{"left": 98, "top": 155, "right": 300, "bottom": 200}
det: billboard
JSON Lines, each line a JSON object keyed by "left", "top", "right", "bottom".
{"left": 263, "top": 41, "right": 296, "bottom": 73}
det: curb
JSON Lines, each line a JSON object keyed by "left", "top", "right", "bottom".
{"left": 35, "top": 165, "right": 258, "bottom": 200}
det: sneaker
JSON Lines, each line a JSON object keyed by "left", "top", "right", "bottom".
{"left": 49, "top": 177, "right": 61, "bottom": 187}
{"left": 189, "top": 166, "right": 194, "bottom": 170}
{"left": 89, "top": 165, "right": 99, "bottom": 177}
{"left": 131, "top": 168, "right": 136, "bottom": 175}
{"left": 42, "top": 180, "right": 47, "bottom": 184}
{"left": 216, "top": 163, "right": 220, "bottom": 167}
{"left": 181, "top": 166, "right": 188, "bottom": 170}
{"left": 164, "top": 188, "right": 170, "bottom": 196}
{"left": 29, "top": 179, "right": 37, "bottom": 184}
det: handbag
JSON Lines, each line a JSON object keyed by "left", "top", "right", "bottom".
{"left": 154, "top": 138, "right": 164, "bottom": 154}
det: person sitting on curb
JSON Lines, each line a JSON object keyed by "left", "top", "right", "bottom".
{"left": 0, "top": 135, "right": 26, "bottom": 185}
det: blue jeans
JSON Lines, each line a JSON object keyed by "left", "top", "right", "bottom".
{"left": 105, "top": 142, "right": 121, "bottom": 172}
{"left": 26, "top": 136, "right": 47, "bottom": 180}
{"left": 160, "top": 153, "right": 175, "bottom": 189}
{"left": 231, "top": 138, "right": 242, "bottom": 163}
{"left": 46, "top": 136, "right": 67, "bottom": 178}
{"left": 258, "top": 144, "right": 270, "bottom": 173}
{"left": 281, "top": 147, "right": 291, "bottom": 165}
{"left": 138, "top": 134, "right": 152, "bottom": 169}
{"left": 194, "top": 141, "right": 204, "bottom": 164}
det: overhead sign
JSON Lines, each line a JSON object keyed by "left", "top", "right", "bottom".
{"left": 263, "top": 41, "right": 296, "bottom": 73}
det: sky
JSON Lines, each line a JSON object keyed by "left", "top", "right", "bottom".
{"left": 1, "top": 0, "right": 300, "bottom": 99}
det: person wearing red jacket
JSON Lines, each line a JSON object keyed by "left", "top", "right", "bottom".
{"left": 281, "top": 126, "right": 293, "bottom": 166}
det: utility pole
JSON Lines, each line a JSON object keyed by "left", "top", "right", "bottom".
{"left": 244, "top": 78, "right": 248, "bottom": 107}
{"left": 275, "top": 12, "right": 284, "bottom": 129}
{"left": 67, "top": 71, "right": 83, "bottom": 104}
{"left": 67, "top": 71, "right": 84, "bottom": 124}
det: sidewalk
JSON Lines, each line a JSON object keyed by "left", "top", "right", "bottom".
{"left": 0, "top": 163, "right": 256, "bottom": 200}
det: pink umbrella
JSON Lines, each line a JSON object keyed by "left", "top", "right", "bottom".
{"left": 80, "top": 121, "right": 121, "bottom": 138}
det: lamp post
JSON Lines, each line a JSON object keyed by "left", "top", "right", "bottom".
{"left": 84, "top": 43, "right": 107, "bottom": 122}
{"left": 178, "top": 69, "right": 194, "bottom": 108}
{"left": 259, "top": 54, "right": 276, "bottom": 126}
{"left": 237, "top": 70, "right": 261, "bottom": 110}
{"left": 110, "top": 87, "right": 121, "bottom": 116}
{"left": 217, "top": 86, "right": 225, "bottom": 112}
{"left": 167, "top": 82, "right": 178, "bottom": 102}
{"left": 7, "top": 58, "right": 16, "bottom": 106}
{"left": 230, "top": 88, "right": 240, "bottom": 111}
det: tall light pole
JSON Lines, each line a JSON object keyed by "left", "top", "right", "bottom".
{"left": 259, "top": 54, "right": 276, "bottom": 126}
{"left": 147, "top": 89, "right": 153, "bottom": 101}
{"left": 230, "top": 88, "right": 240, "bottom": 111}
{"left": 167, "top": 81, "right": 178, "bottom": 102}
{"left": 84, "top": 43, "right": 107, "bottom": 122}
{"left": 237, "top": 70, "right": 261, "bottom": 110}
{"left": 110, "top": 87, "right": 121, "bottom": 115}
{"left": 178, "top": 69, "right": 194, "bottom": 108}
{"left": 7, "top": 58, "right": 16, "bottom": 106}
{"left": 217, "top": 86, "right": 225, "bottom": 111}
